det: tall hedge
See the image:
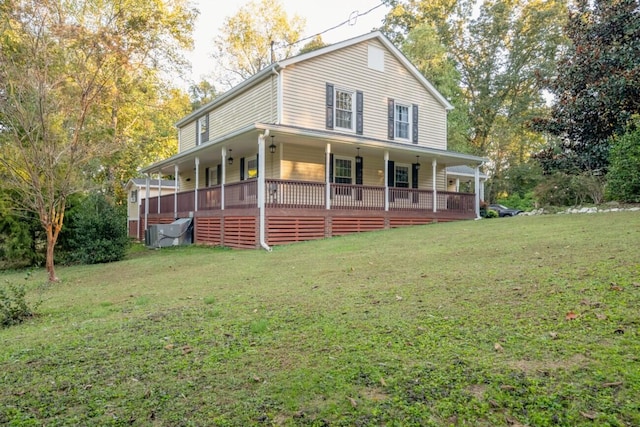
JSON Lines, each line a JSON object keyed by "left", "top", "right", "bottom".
{"left": 58, "top": 193, "right": 129, "bottom": 264}
{"left": 606, "top": 121, "right": 640, "bottom": 203}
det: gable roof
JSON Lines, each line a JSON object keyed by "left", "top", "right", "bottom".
{"left": 177, "top": 31, "right": 453, "bottom": 127}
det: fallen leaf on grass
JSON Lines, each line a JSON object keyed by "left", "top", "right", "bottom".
{"left": 395, "top": 295, "right": 403, "bottom": 301}
{"left": 182, "top": 345, "right": 192, "bottom": 355}
{"left": 549, "top": 332, "right": 558, "bottom": 339}
{"left": 500, "top": 385, "right": 516, "bottom": 391}
{"left": 494, "top": 343, "right": 504, "bottom": 352}
{"left": 565, "top": 311, "right": 579, "bottom": 320}
{"left": 601, "top": 381, "right": 623, "bottom": 388}
{"left": 164, "top": 344, "right": 174, "bottom": 350}
{"left": 596, "top": 313, "right": 607, "bottom": 320}
{"left": 580, "top": 411, "right": 597, "bottom": 420}
{"left": 252, "top": 376, "right": 261, "bottom": 382}
{"left": 610, "top": 283, "right": 624, "bottom": 291}
{"left": 347, "top": 397, "right": 358, "bottom": 407}
{"left": 380, "top": 377, "right": 387, "bottom": 387}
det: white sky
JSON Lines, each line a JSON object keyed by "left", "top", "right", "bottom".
{"left": 186, "top": 0, "right": 389, "bottom": 84}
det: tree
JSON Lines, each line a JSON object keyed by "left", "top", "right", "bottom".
{"left": 189, "top": 79, "right": 217, "bottom": 111}
{"left": 382, "top": 0, "right": 566, "bottom": 182}
{"left": 211, "top": 0, "right": 305, "bottom": 89}
{"left": 606, "top": 117, "right": 640, "bottom": 202}
{"left": 298, "top": 35, "right": 327, "bottom": 55}
{"left": 0, "top": 0, "right": 196, "bottom": 282}
{"left": 533, "top": 0, "right": 640, "bottom": 175}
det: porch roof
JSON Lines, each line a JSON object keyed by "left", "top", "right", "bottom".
{"left": 141, "top": 123, "right": 487, "bottom": 176}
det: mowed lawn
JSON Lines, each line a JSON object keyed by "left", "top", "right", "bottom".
{"left": 1, "top": 212, "right": 639, "bottom": 426}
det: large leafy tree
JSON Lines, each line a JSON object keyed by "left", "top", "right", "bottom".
{"left": 211, "top": 0, "right": 305, "bottom": 89}
{"left": 533, "top": 0, "right": 640, "bottom": 175}
{"left": 0, "top": 0, "right": 196, "bottom": 282}
{"left": 383, "top": 0, "right": 566, "bottom": 158}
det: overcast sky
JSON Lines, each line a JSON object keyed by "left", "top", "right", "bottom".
{"left": 186, "top": 0, "right": 389, "bottom": 83}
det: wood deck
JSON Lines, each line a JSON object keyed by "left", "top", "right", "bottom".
{"left": 136, "top": 179, "right": 477, "bottom": 248}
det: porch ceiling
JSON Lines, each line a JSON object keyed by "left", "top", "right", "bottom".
{"left": 141, "top": 123, "right": 487, "bottom": 176}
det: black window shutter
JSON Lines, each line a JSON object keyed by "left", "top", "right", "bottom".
{"left": 356, "top": 91, "right": 363, "bottom": 135}
{"left": 387, "top": 160, "right": 395, "bottom": 187}
{"left": 387, "top": 160, "right": 395, "bottom": 202}
{"left": 216, "top": 164, "right": 222, "bottom": 185}
{"left": 412, "top": 163, "right": 419, "bottom": 189}
{"left": 256, "top": 153, "right": 259, "bottom": 178}
{"left": 355, "top": 156, "right": 363, "bottom": 185}
{"left": 412, "top": 104, "right": 419, "bottom": 143}
{"left": 204, "top": 114, "right": 209, "bottom": 143}
{"left": 387, "top": 98, "right": 395, "bottom": 140}
{"left": 329, "top": 153, "right": 334, "bottom": 182}
{"left": 326, "top": 83, "right": 334, "bottom": 129}
{"left": 240, "top": 157, "right": 245, "bottom": 181}
{"left": 205, "top": 167, "right": 210, "bottom": 187}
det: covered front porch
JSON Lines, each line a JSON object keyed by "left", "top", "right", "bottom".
{"left": 139, "top": 124, "right": 485, "bottom": 249}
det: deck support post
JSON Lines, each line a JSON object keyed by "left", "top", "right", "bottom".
{"left": 384, "top": 151, "right": 389, "bottom": 211}
{"left": 325, "top": 143, "right": 331, "bottom": 210}
{"left": 432, "top": 159, "right": 437, "bottom": 213}
{"left": 173, "top": 165, "right": 178, "bottom": 217}
{"left": 258, "top": 132, "right": 271, "bottom": 251}
{"left": 475, "top": 165, "right": 481, "bottom": 219}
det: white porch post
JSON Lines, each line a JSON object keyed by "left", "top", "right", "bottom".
{"left": 221, "top": 148, "right": 226, "bottom": 210}
{"left": 432, "top": 159, "right": 437, "bottom": 213}
{"left": 480, "top": 178, "right": 485, "bottom": 202}
{"left": 475, "top": 165, "right": 481, "bottom": 219}
{"left": 258, "top": 132, "right": 271, "bottom": 250}
{"left": 455, "top": 178, "right": 460, "bottom": 192}
{"left": 144, "top": 174, "right": 150, "bottom": 237}
{"left": 325, "top": 143, "right": 331, "bottom": 210}
{"left": 384, "top": 151, "right": 389, "bottom": 211}
{"left": 194, "top": 157, "right": 200, "bottom": 212}
{"left": 173, "top": 165, "right": 179, "bottom": 217}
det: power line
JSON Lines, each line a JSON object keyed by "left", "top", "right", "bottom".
{"left": 284, "top": 1, "right": 386, "bottom": 48}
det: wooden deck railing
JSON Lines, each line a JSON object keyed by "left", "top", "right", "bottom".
{"left": 141, "top": 180, "right": 476, "bottom": 215}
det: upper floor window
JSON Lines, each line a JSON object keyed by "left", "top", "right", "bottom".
{"left": 388, "top": 99, "right": 418, "bottom": 143}
{"left": 130, "top": 190, "right": 138, "bottom": 203}
{"left": 197, "top": 115, "right": 208, "bottom": 145}
{"left": 326, "top": 83, "right": 363, "bottom": 135}
{"left": 335, "top": 89, "right": 354, "bottom": 131}
{"left": 395, "top": 104, "right": 411, "bottom": 140}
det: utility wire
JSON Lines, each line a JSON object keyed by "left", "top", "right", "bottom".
{"left": 283, "top": 1, "right": 386, "bottom": 48}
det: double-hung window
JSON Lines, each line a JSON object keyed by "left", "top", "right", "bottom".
{"left": 197, "top": 116, "right": 208, "bottom": 145}
{"left": 335, "top": 89, "right": 354, "bottom": 131}
{"left": 395, "top": 104, "right": 411, "bottom": 140}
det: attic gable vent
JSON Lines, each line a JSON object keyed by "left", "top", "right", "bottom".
{"left": 368, "top": 45, "right": 384, "bottom": 72}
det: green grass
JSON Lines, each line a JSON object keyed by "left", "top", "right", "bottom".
{"left": 1, "top": 212, "right": 640, "bottom": 426}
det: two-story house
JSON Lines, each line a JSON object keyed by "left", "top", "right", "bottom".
{"left": 138, "top": 31, "right": 486, "bottom": 249}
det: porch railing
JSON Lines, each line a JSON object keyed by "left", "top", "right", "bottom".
{"left": 141, "top": 179, "right": 476, "bottom": 215}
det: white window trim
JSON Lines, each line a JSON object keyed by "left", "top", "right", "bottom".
{"left": 394, "top": 102, "right": 412, "bottom": 141}
{"left": 394, "top": 163, "right": 411, "bottom": 188}
{"left": 334, "top": 87, "right": 355, "bottom": 132}
{"left": 333, "top": 155, "right": 354, "bottom": 184}
{"left": 246, "top": 155, "right": 258, "bottom": 179}
{"left": 197, "top": 116, "right": 207, "bottom": 146}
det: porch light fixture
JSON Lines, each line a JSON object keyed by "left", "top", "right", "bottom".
{"left": 228, "top": 156, "right": 234, "bottom": 165}
{"left": 269, "top": 135, "right": 276, "bottom": 154}
{"left": 356, "top": 147, "right": 362, "bottom": 164}
{"left": 415, "top": 155, "right": 421, "bottom": 170}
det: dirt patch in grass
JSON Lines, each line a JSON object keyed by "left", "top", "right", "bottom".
{"left": 508, "top": 353, "right": 592, "bottom": 374}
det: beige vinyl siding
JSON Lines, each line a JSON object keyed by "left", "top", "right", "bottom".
{"left": 281, "top": 144, "right": 325, "bottom": 181}
{"left": 281, "top": 39, "right": 447, "bottom": 150}
{"left": 209, "top": 77, "right": 276, "bottom": 141}
{"left": 180, "top": 121, "right": 197, "bottom": 152}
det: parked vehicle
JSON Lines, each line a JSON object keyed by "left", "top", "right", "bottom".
{"left": 488, "top": 204, "right": 522, "bottom": 217}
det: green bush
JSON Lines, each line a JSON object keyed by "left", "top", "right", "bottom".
{"left": 58, "top": 193, "right": 129, "bottom": 265}
{"left": 0, "top": 283, "right": 34, "bottom": 327}
{"left": 497, "top": 192, "right": 536, "bottom": 212}
{"left": 535, "top": 172, "right": 605, "bottom": 206}
{"left": 485, "top": 209, "right": 499, "bottom": 218}
{"left": 606, "top": 120, "right": 640, "bottom": 202}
